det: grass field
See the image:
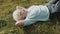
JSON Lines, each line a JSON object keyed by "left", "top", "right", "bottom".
{"left": 0, "top": 0, "right": 60, "bottom": 34}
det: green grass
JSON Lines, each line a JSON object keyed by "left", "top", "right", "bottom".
{"left": 0, "top": 0, "right": 60, "bottom": 34}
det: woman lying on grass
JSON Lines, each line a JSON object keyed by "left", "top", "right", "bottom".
{"left": 13, "top": 0, "right": 60, "bottom": 28}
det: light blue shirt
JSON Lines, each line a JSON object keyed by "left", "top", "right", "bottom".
{"left": 24, "top": 5, "right": 50, "bottom": 26}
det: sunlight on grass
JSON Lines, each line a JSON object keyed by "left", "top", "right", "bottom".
{"left": 0, "top": 0, "right": 60, "bottom": 34}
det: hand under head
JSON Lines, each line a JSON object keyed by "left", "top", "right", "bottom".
{"left": 15, "top": 20, "right": 24, "bottom": 28}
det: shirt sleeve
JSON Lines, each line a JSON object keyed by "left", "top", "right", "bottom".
{"left": 24, "top": 19, "right": 37, "bottom": 26}
{"left": 24, "top": 6, "right": 39, "bottom": 26}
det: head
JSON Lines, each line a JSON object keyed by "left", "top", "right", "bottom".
{"left": 13, "top": 6, "right": 27, "bottom": 21}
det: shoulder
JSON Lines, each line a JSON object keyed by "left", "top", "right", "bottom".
{"left": 27, "top": 5, "right": 39, "bottom": 11}
{"left": 29, "top": 5, "right": 36, "bottom": 8}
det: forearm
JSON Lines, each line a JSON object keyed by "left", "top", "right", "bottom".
{"left": 24, "top": 19, "right": 37, "bottom": 26}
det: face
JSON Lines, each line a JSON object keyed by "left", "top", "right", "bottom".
{"left": 20, "top": 10, "right": 27, "bottom": 20}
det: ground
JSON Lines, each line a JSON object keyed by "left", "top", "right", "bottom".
{"left": 0, "top": 0, "right": 60, "bottom": 34}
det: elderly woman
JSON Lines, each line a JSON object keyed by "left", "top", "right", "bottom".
{"left": 13, "top": 0, "right": 60, "bottom": 28}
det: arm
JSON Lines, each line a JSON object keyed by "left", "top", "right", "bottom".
{"left": 15, "top": 19, "right": 36, "bottom": 27}
{"left": 24, "top": 7, "right": 40, "bottom": 26}
{"left": 24, "top": 19, "right": 37, "bottom": 26}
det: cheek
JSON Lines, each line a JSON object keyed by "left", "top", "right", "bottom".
{"left": 23, "top": 12, "right": 26, "bottom": 17}
{"left": 20, "top": 12, "right": 26, "bottom": 19}
{"left": 21, "top": 14, "right": 25, "bottom": 19}
{"left": 22, "top": 14, "right": 26, "bottom": 17}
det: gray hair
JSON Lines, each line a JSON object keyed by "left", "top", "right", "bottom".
{"left": 13, "top": 6, "right": 27, "bottom": 21}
